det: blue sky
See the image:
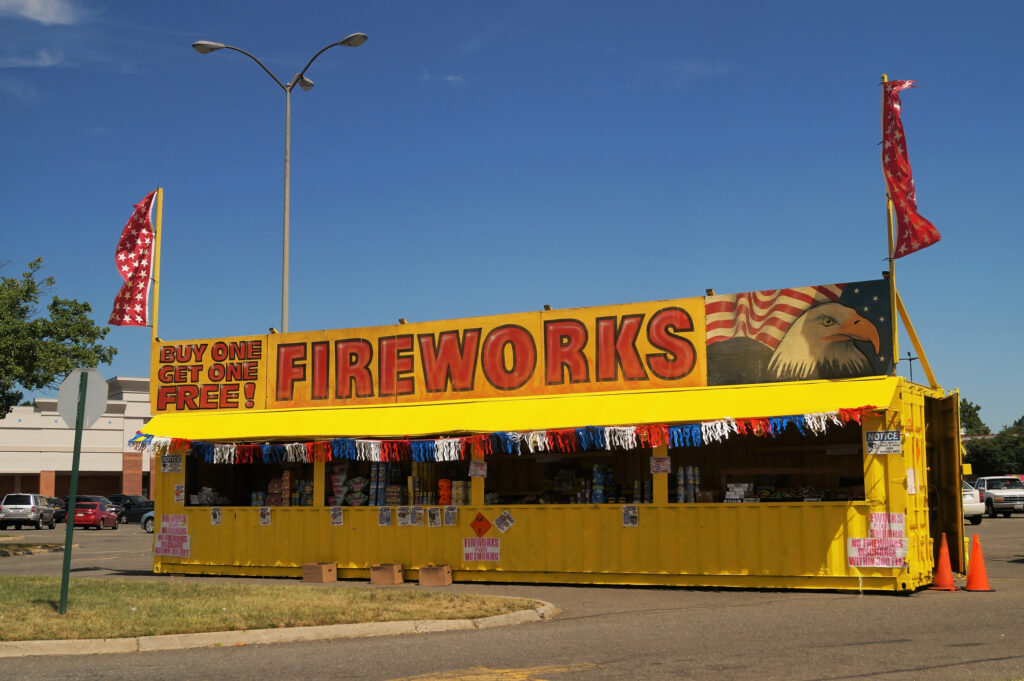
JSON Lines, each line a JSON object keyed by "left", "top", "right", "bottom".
{"left": 2, "top": 1, "right": 1021, "bottom": 430}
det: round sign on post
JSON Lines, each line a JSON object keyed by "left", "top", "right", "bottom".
{"left": 57, "top": 368, "right": 107, "bottom": 429}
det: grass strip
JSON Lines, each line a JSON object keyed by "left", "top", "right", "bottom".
{"left": 0, "top": 576, "right": 533, "bottom": 642}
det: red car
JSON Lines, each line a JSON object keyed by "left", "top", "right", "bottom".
{"left": 73, "top": 502, "right": 119, "bottom": 530}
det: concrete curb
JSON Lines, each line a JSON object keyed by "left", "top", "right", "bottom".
{"left": 0, "top": 599, "right": 558, "bottom": 658}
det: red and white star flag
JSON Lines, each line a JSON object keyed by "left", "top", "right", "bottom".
{"left": 882, "top": 80, "right": 941, "bottom": 258}
{"left": 108, "top": 190, "right": 157, "bottom": 326}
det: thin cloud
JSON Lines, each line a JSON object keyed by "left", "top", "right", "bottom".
{"left": 0, "top": 48, "right": 63, "bottom": 68}
{"left": 420, "top": 68, "right": 465, "bottom": 87}
{"left": 664, "top": 59, "right": 731, "bottom": 84}
{"left": 0, "top": 77, "right": 37, "bottom": 101}
{"left": 0, "top": 0, "right": 82, "bottom": 25}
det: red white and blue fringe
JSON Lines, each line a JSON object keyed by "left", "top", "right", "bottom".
{"left": 128, "top": 405, "right": 876, "bottom": 465}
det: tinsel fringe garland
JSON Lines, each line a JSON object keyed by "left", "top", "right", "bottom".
{"left": 128, "top": 405, "right": 876, "bottom": 465}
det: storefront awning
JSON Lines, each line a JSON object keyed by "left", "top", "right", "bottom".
{"left": 142, "top": 376, "right": 901, "bottom": 442}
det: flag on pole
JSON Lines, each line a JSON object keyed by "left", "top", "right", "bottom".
{"left": 109, "top": 190, "right": 157, "bottom": 326}
{"left": 882, "top": 80, "right": 941, "bottom": 258}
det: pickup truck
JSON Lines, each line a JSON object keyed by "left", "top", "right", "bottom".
{"left": 973, "top": 475, "right": 1024, "bottom": 518}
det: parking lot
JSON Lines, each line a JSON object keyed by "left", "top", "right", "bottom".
{"left": 1, "top": 516, "right": 1023, "bottom": 680}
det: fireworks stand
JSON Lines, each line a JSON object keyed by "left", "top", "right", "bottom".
{"left": 139, "top": 278, "right": 963, "bottom": 592}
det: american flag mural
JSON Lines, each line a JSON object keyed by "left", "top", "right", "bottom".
{"left": 706, "top": 285, "right": 844, "bottom": 350}
{"left": 109, "top": 190, "right": 156, "bottom": 327}
{"left": 705, "top": 281, "right": 893, "bottom": 385}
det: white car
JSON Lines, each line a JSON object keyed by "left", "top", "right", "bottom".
{"left": 974, "top": 475, "right": 1024, "bottom": 518}
{"left": 961, "top": 480, "right": 984, "bottom": 525}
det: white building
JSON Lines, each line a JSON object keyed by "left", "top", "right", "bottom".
{"left": 0, "top": 376, "right": 153, "bottom": 498}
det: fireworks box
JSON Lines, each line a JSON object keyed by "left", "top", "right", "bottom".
{"left": 302, "top": 563, "right": 337, "bottom": 583}
{"left": 370, "top": 563, "right": 404, "bottom": 585}
{"left": 418, "top": 564, "right": 452, "bottom": 586}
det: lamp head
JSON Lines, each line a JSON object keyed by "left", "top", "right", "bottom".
{"left": 192, "top": 41, "right": 226, "bottom": 55}
{"left": 298, "top": 75, "right": 314, "bottom": 92}
{"left": 338, "top": 33, "right": 368, "bottom": 47}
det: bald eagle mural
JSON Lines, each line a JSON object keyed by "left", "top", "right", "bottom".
{"left": 705, "top": 280, "right": 893, "bottom": 386}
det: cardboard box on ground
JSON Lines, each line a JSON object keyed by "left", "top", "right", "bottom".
{"left": 302, "top": 563, "right": 337, "bottom": 583}
{"left": 418, "top": 564, "right": 452, "bottom": 586}
{"left": 371, "top": 563, "right": 404, "bottom": 585}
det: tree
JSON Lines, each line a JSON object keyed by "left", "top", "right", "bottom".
{"left": 959, "top": 398, "right": 991, "bottom": 435}
{"left": 0, "top": 258, "right": 118, "bottom": 418}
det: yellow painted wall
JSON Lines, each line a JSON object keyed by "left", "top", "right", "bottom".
{"left": 151, "top": 384, "right": 949, "bottom": 592}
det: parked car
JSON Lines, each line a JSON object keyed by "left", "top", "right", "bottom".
{"left": 47, "top": 497, "right": 68, "bottom": 523}
{"left": 140, "top": 510, "right": 154, "bottom": 533}
{"left": 109, "top": 494, "right": 148, "bottom": 508}
{"left": 961, "top": 480, "right": 984, "bottom": 525}
{"left": 72, "top": 502, "right": 119, "bottom": 530}
{"left": 123, "top": 500, "right": 154, "bottom": 523}
{"left": 0, "top": 493, "right": 56, "bottom": 530}
{"left": 973, "top": 476, "right": 1024, "bottom": 518}
{"left": 65, "top": 495, "right": 125, "bottom": 523}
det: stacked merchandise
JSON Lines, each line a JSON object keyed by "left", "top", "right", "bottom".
{"left": 452, "top": 480, "right": 469, "bottom": 506}
{"left": 329, "top": 461, "right": 349, "bottom": 506}
{"left": 297, "top": 479, "right": 313, "bottom": 506}
{"left": 280, "top": 470, "right": 292, "bottom": 506}
{"left": 677, "top": 466, "right": 702, "bottom": 503}
{"left": 724, "top": 482, "right": 755, "bottom": 503}
{"left": 369, "top": 462, "right": 383, "bottom": 506}
{"left": 592, "top": 463, "right": 614, "bottom": 503}
{"left": 408, "top": 462, "right": 437, "bottom": 505}
{"left": 345, "top": 476, "right": 369, "bottom": 505}
{"left": 438, "top": 479, "right": 452, "bottom": 506}
{"left": 250, "top": 491, "right": 266, "bottom": 506}
{"left": 632, "top": 479, "right": 651, "bottom": 504}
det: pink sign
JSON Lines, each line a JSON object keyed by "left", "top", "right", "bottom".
{"left": 463, "top": 537, "right": 500, "bottom": 562}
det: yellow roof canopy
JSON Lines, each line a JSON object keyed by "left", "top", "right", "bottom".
{"left": 142, "top": 376, "right": 901, "bottom": 442}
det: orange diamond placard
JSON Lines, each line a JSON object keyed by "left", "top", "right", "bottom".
{"left": 470, "top": 512, "right": 492, "bottom": 537}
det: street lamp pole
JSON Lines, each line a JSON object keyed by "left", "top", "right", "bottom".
{"left": 192, "top": 34, "right": 367, "bottom": 333}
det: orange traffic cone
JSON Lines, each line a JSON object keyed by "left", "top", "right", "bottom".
{"left": 965, "top": 533, "right": 994, "bottom": 592}
{"left": 928, "top": 532, "right": 956, "bottom": 591}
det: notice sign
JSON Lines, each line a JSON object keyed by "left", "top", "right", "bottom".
{"left": 162, "top": 454, "right": 182, "bottom": 473}
{"left": 154, "top": 514, "right": 190, "bottom": 557}
{"left": 866, "top": 430, "right": 902, "bottom": 455}
{"left": 463, "top": 537, "right": 500, "bottom": 562}
{"left": 847, "top": 537, "right": 908, "bottom": 568}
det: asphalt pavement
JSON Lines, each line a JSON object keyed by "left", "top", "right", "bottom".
{"left": 1, "top": 518, "right": 1022, "bottom": 681}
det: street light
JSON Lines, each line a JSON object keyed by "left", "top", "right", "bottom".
{"left": 191, "top": 33, "right": 367, "bottom": 333}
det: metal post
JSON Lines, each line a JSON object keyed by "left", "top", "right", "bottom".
{"left": 282, "top": 86, "right": 291, "bottom": 333}
{"left": 59, "top": 373, "right": 88, "bottom": 614}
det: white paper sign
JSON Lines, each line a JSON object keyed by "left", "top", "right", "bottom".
{"left": 869, "top": 512, "right": 906, "bottom": 538}
{"left": 162, "top": 454, "right": 182, "bottom": 473}
{"left": 847, "top": 537, "right": 908, "bottom": 568}
{"left": 906, "top": 468, "right": 916, "bottom": 495}
{"left": 154, "top": 532, "right": 190, "bottom": 557}
{"left": 173, "top": 484, "right": 184, "bottom": 504}
{"left": 866, "top": 430, "right": 902, "bottom": 455}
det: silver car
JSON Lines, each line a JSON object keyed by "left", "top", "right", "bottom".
{"left": 0, "top": 493, "right": 57, "bottom": 530}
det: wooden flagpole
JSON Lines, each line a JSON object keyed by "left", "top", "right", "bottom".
{"left": 881, "top": 74, "right": 899, "bottom": 372}
{"left": 150, "top": 186, "right": 163, "bottom": 344}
